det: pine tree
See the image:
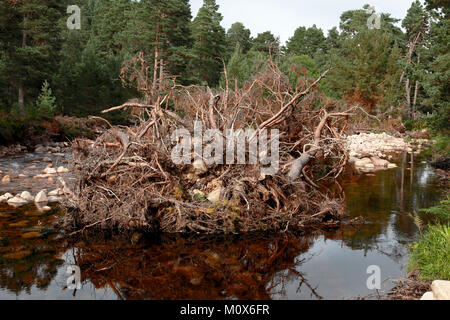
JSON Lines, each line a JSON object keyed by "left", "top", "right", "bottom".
{"left": 226, "top": 22, "right": 252, "bottom": 56}
{"left": 191, "top": 0, "right": 226, "bottom": 86}
{"left": 123, "top": 0, "right": 193, "bottom": 82}
{"left": 0, "top": 0, "right": 63, "bottom": 113}
{"left": 401, "top": 0, "right": 430, "bottom": 119}
{"left": 251, "top": 31, "right": 280, "bottom": 55}
{"left": 286, "top": 25, "right": 326, "bottom": 58}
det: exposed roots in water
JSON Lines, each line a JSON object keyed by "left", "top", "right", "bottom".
{"left": 62, "top": 54, "right": 368, "bottom": 235}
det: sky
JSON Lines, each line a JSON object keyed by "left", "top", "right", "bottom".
{"left": 189, "top": 0, "right": 420, "bottom": 44}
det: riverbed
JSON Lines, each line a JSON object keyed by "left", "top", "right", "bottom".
{"left": 0, "top": 152, "right": 445, "bottom": 299}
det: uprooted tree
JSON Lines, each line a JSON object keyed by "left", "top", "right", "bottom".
{"left": 64, "top": 52, "right": 363, "bottom": 235}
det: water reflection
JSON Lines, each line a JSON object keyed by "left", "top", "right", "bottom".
{"left": 0, "top": 156, "right": 445, "bottom": 300}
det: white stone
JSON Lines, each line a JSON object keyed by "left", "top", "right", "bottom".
{"left": 47, "top": 196, "right": 61, "bottom": 203}
{"left": 1, "top": 175, "right": 11, "bottom": 184}
{"left": 207, "top": 188, "right": 221, "bottom": 203}
{"left": 192, "top": 189, "right": 205, "bottom": 196}
{"left": 420, "top": 292, "right": 434, "bottom": 300}
{"left": 56, "top": 166, "right": 69, "bottom": 173}
{"left": 364, "top": 163, "right": 375, "bottom": 168}
{"left": 35, "top": 190, "right": 48, "bottom": 203}
{"left": 20, "top": 191, "right": 34, "bottom": 201}
{"left": 193, "top": 159, "right": 207, "bottom": 175}
{"left": 387, "top": 163, "right": 397, "bottom": 169}
{"left": 7, "top": 196, "right": 28, "bottom": 205}
{"left": 431, "top": 280, "right": 450, "bottom": 300}
{"left": 43, "top": 167, "right": 57, "bottom": 175}
{"left": 48, "top": 189, "right": 62, "bottom": 196}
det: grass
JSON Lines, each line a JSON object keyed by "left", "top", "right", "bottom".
{"left": 408, "top": 224, "right": 450, "bottom": 281}
{"left": 408, "top": 196, "right": 450, "bottom": 281}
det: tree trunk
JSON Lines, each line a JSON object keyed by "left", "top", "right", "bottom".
{"left": 405, "top": 78, "right": 411, "bottom": 120}
{"left": 413, "top": 80, "right": 419, "bottom": 120}
{"left": 18, "top": 31, "right": 27, "bottom": 114}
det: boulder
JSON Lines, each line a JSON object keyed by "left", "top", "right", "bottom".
{"left": 43, "top": 167, "right": 57, "bottom": 175}
{"left": 42, "top": 157, "right": 52, "bottom": 163}
{"left": 7, "top": 196, "right": 28, "bottom": 206}
{"left": 48, "top": 188, "right": 63, "bottom": 196}
{"left": 193, "top": 159, "right": 207, "bottom": 175}
{"left": 20, "top": 191, "right": 34, "bottom": 202}
{"left": 431, "top": 280, "right": 450, "bottom": 300}
{"left": 34, "top": 190, "right": 48, "bottom": 203}
{"left": 354, "top": 158, "right": 372, "bottom": 167}
{"left": 364, "top": 163, "right": 375, "bottom": 168}
{"left": 1, "top": 175, "right": 11, "bottom": 184}
{"left": 420, "top": 292, "right": 434, "bottom": 300}
{"left": 371, "top": 157, "right": 389, "bottom": 167}
{"left": 56, "top": 166, "right": 69, "bottom": 173}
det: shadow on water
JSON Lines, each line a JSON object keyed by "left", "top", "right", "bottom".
{"left": 0, "top": 152, "right": 445, "bottom": 299}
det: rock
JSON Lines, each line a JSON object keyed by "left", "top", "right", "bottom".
{"left": 56, "top": 166, "right": 69, "bottom": 173}
{"left": 207, "top": 188, "right": 222, "bottom": 203}
{"left": 193, "top": 159, "right": 207, "bottom": 175}
{"left": 371, "top": 157, "right": 389, "bottom": 167}
{"left": 192, "top": 189, "right": 205, "bottom": 196}
{"left": 20, "top": 191, "right": 34, "bottom": 202}
{"left": 387, "top": 163, "right": 397, "bottom": 169}
{"left": 354, "top": 158, "right": 372, "bottom": 167}
{"left": 7, "top": 197, "right": 28, "bottom": 206}
{"left": 364, "top": 163, "right": 375, "bottom": 169}
{"left": 35, "top": 145, "right": 46, "bottom": 153}
{"left": 431, "top": 280, "right": 450, "bottom": 300}
{"left": 47, "top": 196, "right": 61, "bottom": 203}
{"left": 42, "top": 157, "right": 52, "bottom": 163}
{"left": 43, "top": 167, "right": 57, "bottom": 175}
{"left": 48, "top": 188, "right": 63, "bottom": 196}
{"left": 1, "top": 175, "right": 11, "bottom": 184}
{"left": 34, "top": 190, "right": 48, "bottom": 203}
{"left": 0, "top": 193, "right": 13, "bottom": 202}
{"left": 420, "top": 292, "right": 434, "bottom": 300}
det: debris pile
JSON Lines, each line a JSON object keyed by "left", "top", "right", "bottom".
{"left": 63, "top": 54, "right": 357, "bottom": 235}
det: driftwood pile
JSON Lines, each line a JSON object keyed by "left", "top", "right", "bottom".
{"left": 64, "top": 53, "right": 358, "bottom": 235}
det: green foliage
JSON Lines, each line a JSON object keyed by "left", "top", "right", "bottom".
{"left": 432, "top": 135, "right": 450, "bottom": 156}
{"left": 226, "top": 22, "right": 252, "bottom": 56}
{"left": 408, "top": 224, "right": 450, "bottom": 280}
{"left": 36, "top": 81, "right": 57, "bottom": 118}
{"left": 251, "top": 31, "right": 280, "bottom": 55}
{"left": 420, "top": 196, "right": 450, "bottom": 223}
{"left": 221, "top": 47, "right": 268, "bottom": 88}
{"left": 191, "top": 0, "right": 227, "bottom": 86}
{"left": 286, "top": 25, "right": 326, "bottom": 58}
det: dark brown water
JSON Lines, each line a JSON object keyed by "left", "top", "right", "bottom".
{"left": 0, "top": 152, "right": 445, "bottom": 299}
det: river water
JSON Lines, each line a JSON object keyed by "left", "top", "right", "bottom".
{"left": 0, "top": 152, "right": 445, "bottom": 300}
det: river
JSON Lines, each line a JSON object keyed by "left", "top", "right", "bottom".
{"left": 0, "top": 151, "right": 445, "bottom": 299}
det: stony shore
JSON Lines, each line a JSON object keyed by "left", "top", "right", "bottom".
{"left": 345, "top": 132, "right": 429, "bottom": 172}
{"left": 0, "top": 142, "right": 73, "bottom": 211}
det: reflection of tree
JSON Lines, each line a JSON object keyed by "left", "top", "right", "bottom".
{"left": 70, "top": 234, "right": 318, "bottom": 300}
{"left": 0, "top": 208, "right": 66, "bottom": 296}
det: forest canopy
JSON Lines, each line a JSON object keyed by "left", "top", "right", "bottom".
{"left": 0, "top": 0, "right": 448, "bottom": 144}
